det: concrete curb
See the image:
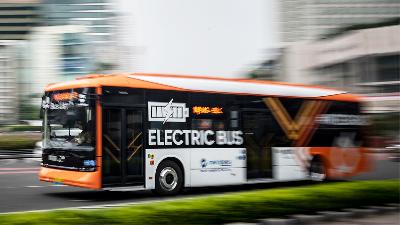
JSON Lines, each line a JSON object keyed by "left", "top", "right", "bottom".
{"left": 291, "top": 214, "right": 324, "bottom": 224}
{"left": 343, "top": 208, "right": 378, "bottom": 217}
{"left": 223, "top": 203, "right": 399, "bottom": 225}
{"left": 258, "top": 218, "right": 297, "bottom": 225}
{"left": 367, "top": 206, "right": 398, "bottom": 213}
{"left": 318, "top": 211, "right": 353, "bottom": 221}
{"left": 224, "top": 223, "right": 258, "bottom": 225}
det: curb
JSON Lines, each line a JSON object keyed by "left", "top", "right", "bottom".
{"left": 258, "top": 218, "right": 297, "bottom": 225}
{"left": 318, "top": 211, "right": 352, "bottom": 221}
{"left": 343, "top": 208, "right": 378, "bottom": 217}
{"left": 223, "top": 203, "right": 399, "bottom": 225}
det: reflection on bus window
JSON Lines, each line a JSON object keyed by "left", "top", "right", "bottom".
{"left": 191, "top": 119, "right": 226, "bottom": 130}
{"left": 44, "top": 107, "right": 95, "bottom": 149}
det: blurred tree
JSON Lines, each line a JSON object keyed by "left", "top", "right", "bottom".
{"left": 369, "top": 113, "right": 400, "bottom": 139}
{"left": 19, "top": 99, "right": 40, "bottom": 121}
{"left": 94, "top": 62, "right": 117, "bottom": 74}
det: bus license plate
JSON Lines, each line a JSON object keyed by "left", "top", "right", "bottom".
{"left": 48, "top": 155, "right": 57, "bottom": 162}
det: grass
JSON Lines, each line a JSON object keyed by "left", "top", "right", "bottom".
{"left": 5, "top": 125, "right": 42, "bottom": 132}
{"left": 0, "top": 134, "right": 41, "bottom": 150}
{"left": 0, "top": 180, "right": 399, "bottom": 225}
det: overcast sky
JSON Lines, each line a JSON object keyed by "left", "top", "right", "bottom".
{"left": 115, "top": 0, "right": 279, "bottom": 78}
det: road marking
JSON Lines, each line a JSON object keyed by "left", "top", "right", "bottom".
{"left": 24, "top": 186, "right": 43, "bottom": 188}
{"left": 49, "top": 184, "right": 66, "bottom": 187}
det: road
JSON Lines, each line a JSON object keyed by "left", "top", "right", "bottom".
{"left": 0, "top": 153, "right": 398, "bottom": 214}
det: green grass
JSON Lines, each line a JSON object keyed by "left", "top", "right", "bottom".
{"left": 0, "top": 134, "right": 41, "bottom": 150}
{"left": 0, "top": 180, "right": 399, "bottom": 225}
{"left": 5, "top": 125, "right": 42, "bottom": 132}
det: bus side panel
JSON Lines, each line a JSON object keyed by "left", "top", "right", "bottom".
{"left": 190, "top": 148, "right": 246, "bottom": 187}
{"left": 271, "top": 146, "right": 369, "bottom": 181}
{"left": 272, "top": 147, "right": 310, "bottom": 181}
{"left": 309, "top": 147, "right": 370, "bottom": 179}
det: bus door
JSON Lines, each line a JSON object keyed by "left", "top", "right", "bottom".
{"left": 102, "top": 108, "right": 145, "bottom": 186}
{"left": 242, "top": 110, "right": 273, "bottom": 179}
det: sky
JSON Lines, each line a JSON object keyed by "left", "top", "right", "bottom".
{"left": 115, "top": 0, "right": 279, "bottom": 78}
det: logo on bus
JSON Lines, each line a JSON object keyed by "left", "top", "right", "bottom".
{"left": 148, "top": 99, "right": 189, "bottom": 124}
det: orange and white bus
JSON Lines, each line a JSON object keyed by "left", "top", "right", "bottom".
{"left": 39, "top": 73, "right": 370, "bottom": 194}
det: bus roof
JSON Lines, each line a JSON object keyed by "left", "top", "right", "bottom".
{"left": 45, "top": 73, "right": 361, "bottom": 102}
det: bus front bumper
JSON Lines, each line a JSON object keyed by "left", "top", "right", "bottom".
{"left": 39, "top": 167, "right": 102, "bottom": 189}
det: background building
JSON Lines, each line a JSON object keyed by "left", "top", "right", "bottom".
{"left": 0, "top": 0, "right": 40, "bottom": 40}
{"left": 281, "top": 25, "right": 400, "bottom": 113}
{"left": 40, "top": 0, "right": 118, "bottom": 69}
{"left": 280, "top": 0, "right": 400, "bottom": 43}
{"left": 0, "top": 41, "right": 23, "bottom": 124}
{"left": 27, "top": 25, "right": 92, "bottom": 104}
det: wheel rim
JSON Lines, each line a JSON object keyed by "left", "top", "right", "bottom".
{"left": 159, "top": 167, "right": 178, "bottom": 191}
{"left": 310, "top": 161, "right": 326, "bottom": 181}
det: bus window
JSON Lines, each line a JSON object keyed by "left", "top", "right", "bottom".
{"left": 192, "top": 119, "right": 212, "bottom": 130}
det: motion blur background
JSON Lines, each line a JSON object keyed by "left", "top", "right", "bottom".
{"left": 0, "top": 0, "right": 398, "bottom": 149}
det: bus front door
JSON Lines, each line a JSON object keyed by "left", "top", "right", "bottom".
{"left": 102, "top": 108, "right": 145, "bottom": 187}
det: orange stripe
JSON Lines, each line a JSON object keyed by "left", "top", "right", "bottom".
{"left": 264, "top": 98, "right": 293, "bottom": 139}
{"left": 297, "top": 101, "right": 330, "bottom": 146}
{"left": 295, "top": 101, "right": 322, "bottom": 146}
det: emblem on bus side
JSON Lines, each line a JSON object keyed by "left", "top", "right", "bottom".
{"left": 148, "top": 99, "right": 189, "bottom": 124}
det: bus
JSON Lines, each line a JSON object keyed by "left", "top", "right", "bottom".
{"left": 39, "top": 73, "right": 370, "bottom": 195}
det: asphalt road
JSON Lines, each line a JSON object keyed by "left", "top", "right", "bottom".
{"left": 0, "top": 153, "right": 398, "bottom": 214}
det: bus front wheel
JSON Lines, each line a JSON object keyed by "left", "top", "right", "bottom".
{"left": 309, "top": 157, "right": 327, "bottom": 182}
{"left": 155, "top": 160, "right": 183, "bottom": 195}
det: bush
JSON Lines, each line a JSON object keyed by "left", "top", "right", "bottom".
{"left": 0, "top": 134, "right": 41, "bottom": 150}
{"left": 6, "top": 125, "right": 42, "bottom": 132}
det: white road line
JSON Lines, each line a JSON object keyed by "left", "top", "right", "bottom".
{"left": 0, "top": 195, "right": 203, "bottom": 215}
{"left": 24, "top": 186, "right": 43, "bottom": 188}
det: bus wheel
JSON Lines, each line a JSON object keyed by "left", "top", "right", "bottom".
{"left": 309, "top": 157, "right": 326, "bottom": 182}
{"left": 155, "top": 160, "right": 183, "bottom": 195}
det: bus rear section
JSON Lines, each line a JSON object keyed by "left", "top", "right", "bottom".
{"left": 39, "top": 74, "right": 370, "bottom": 194}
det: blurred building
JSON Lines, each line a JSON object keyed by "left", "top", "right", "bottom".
{"left": 27, "top": 25, "right": 93, "bottom": 104}
{"left": 0, "top": 0, "right": 40, "bottom": 40}
{"left": 280, "top": 0, "right": 400, "bottom": 42}
{"left": 40, "top": 0, "right": 117, "bottom": 67}
{"left": 281, "top": 25, "right": 400, "bottom": 113}
{"left": 0, "top": 41, "right": 23, "bottom": 124}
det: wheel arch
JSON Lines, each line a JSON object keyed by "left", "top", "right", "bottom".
{"left": 157, "top": 157, "right": 185, "bottom": 186}
{"left": 309, "top": 154, "right": 329, "bottom": 180}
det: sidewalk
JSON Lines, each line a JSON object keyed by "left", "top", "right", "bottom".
{"left": 314, "top": 212, "right": 399, "bottom": 225}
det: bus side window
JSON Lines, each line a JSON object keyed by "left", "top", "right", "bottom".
{"left": 192, "top": 119, "right": 213, "bottom": 130}
{"left": 230, "top": 110, "right": 239, "bottom": 129}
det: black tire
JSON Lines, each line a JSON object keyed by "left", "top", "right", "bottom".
{"left": 309, "top": 157, "right": 327, "bottom": 182}
{"left": 154, "top": 160, "right": 183, "bottom": 195}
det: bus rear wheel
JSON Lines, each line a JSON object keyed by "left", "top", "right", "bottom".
{"left": 309, "top": 157, "right": 326, "bottom": 182}
{"left": 155, "top": 160, "right": 183, "bottom": 195}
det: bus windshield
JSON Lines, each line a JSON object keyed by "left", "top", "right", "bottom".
{"left": 43, "top": 106, "right": 95, "bottom": 149}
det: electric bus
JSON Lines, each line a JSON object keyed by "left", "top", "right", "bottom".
{"left": 39, "top": 73, "right": 370, "bottom": 195}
